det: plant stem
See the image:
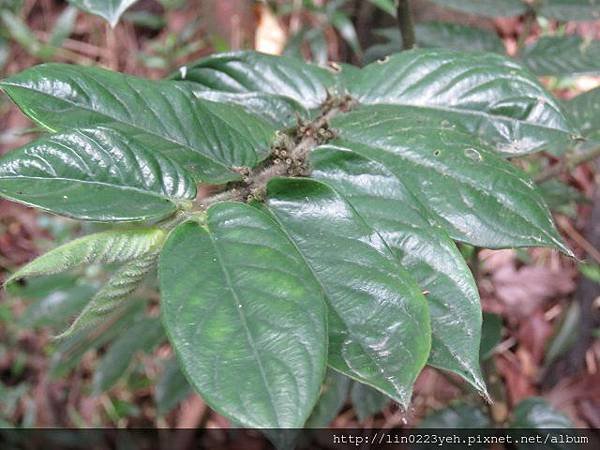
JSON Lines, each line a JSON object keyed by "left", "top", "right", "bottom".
{"left": 396, "top": 0, "right": 416, "bottom": 50}
{"left": 535, "top": 145, "right": 600, "bottom": 183}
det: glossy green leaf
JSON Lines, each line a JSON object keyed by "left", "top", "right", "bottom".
{"left": 522, "top": 36, "right": 600, "bottom": 76}
{"left": 365, "top": 23, "right": 504, "bottom": 63}
{"left": 310, "top": 147, "right": 485, "bottom": 394}
{"left": 265, "top": 178, "right": 431, "bottom": 407}
{"left": 566, "top": 86, "right": 600, "bottom": 138}
{"left": 58, "top": 251, "right": 159, "bottom": 338}
{"left": 511, "top": 398, "right": 573, "bottom": 428}
{"left": 420, "top": 404, "right": 490, "bottom": 428}
{"left": 0, "top": 127, "right": 195, "bottom": 221}
{"left": 331, "top": 105, "right": 571, "bottom": 253}
{"left": 68, "top": 0, "right": 139, "bottom": 27}
{"left": 538, "top": 0, "right": 600, "bottom": 21}
{"left": 0, "top": 64, "right": 276, "bottom": 183}
{"left": 428, "top": 0, "right": 528, "bottom": 17}
{"left": 306, "top": 370, "right": 350, "bottom": 427}
{"left": 159, "top": 204, "right": 328, "bottom": 428}
{"left": 351, "top": 381, "right": 390, "bottom": 421}
{"left": 7, "top": 228, "right": 165, "bottom": 284}
{"left": 544, "top": 302, "right": 580, "bottom": 367}
{"left": 347, "top": 50, "right": 576, "bottom": 155}
{"left": 155, "top": 357, "right": 192, "bottom": 416}
{"left": 93, "top": 317, "right": 163, "bottom": 393}
{"left": 174, "top": 51, "right": 336, "bottom": 109}
{"left": 480, "top": 312, "right": 503, "bottom": 361}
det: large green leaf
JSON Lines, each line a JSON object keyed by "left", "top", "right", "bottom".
{"left": 346, "top": 50, "right": 576, "bottom": 155}
{"left": 159, "top": 204, "right": 328, "bottom": 428}
{"left": 330, "top": 105, "right": 571, "bottom": 253}
{"left": 155, "top": 357, "right": 192, "bottom": 416}
{"left": 68, "top": 0, "right": 139, "bottom": 27}
{"left": 521, "top": 36, "right": 600, "bottom": 76}
{"left": 173, "top": 51, "right": 336, "bottom": 109}
{"left": 566, "top": 86, "right": 600, "bottom": 139}
{"left": 0, "top": 64, "right": 276, "bottom": 183}
{"left": 7, "top": 227, "right": 165, "bottom": 284}
{"left": 538, "top": 0, "right": 600, "bottom": 21}
{"left": 365, "top": 23, "right": 504, "bottom": 63}
{"left": 93, "top": 317, "right": 163, "bottom": 393}
{"left": 0, "top": 127, "right": 195, "bottom": 221}
{"left": 310, "top": 147, "right": 485, "bottom": 394}
{"left": 265, "top": 178, "right": 431, "bottom": 407}
{"left": 428, "top": 0, "right": 528, "bottom": 17}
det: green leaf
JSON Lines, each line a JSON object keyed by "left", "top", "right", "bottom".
{"left": 366, "top": 0, "right": 396, "bottom": 16}
{"left": 346, "top": 50, "right": 576, "bottom": 155}
{"left": 306, "top": 370, "right": 350, "bottom": 427}
{"left": 310, "top": 147, "right": 485, "bottom": 394}
{"left": 7, "top": 227, "right": 165, "bottom": 284}
{"left": 0, "top": 64, "right": 276, "bottom": 183}
{"left": 538, "top": 0, "right": 600, "bottom": 21}
{"left": 67, "top": 0, "right": 139, "bottom": 27}
{"left": 0, "top": 127, "right": 196, "bottom": 221}
{"left": 351, "top": 381, "right": 390, "bottom": 421}
{"left": 544, "top": 302, "right": 580, "bottom": 367}
{"left": 419, "top": 404, "right": 490, "bottom": 428}
{"left": 428, "top": 0, "right": 528, "bottom": 17}
{"left": 566, "top": 86, "right": 600, "bottom": 138}
{"left": 365, "top": 23, "right": 504, "bottom": 62}
{"left": 93, "top": 317, "right": 163, "bottom": 393}
{"left": 510, "top": 398, "right": 573, "bottom": 428}
{"left": 173, "top": 51, "right": 336, "bottom": 109}
{"left": 159, "top": 204, "right": 328, "bottom": 428}
{"left": 155, "top": 357, "right": 192, "bottom": 416}
{"left": 330, "top": 105, "right": 571, "bottom": 253}
{"left": 480, "top": 312, "right": 503, "bottom": 361}
{"left": 49, "top": 6, "right": 78, "bottom": 47}
{"left": 265, "top": 178, "right": 431, "bottom": 407}
{"left": 58, "top": 251, "right": 159, "bottom": 338}
{"left": 521, "top": 36, "right": 600, "bottom": 77}
{"left": 49, "top": 299, "right": 143, "bottom": 378}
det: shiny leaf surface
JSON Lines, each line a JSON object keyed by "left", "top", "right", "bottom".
{"left": 310, "top": 147, "right": 485, "bottom": 393}
{"left": 347, "top": 50, "right": 575, "bottom": 154}
{"left": 159, "top": 204, "right": 328, "bottom": 428}
{"left": 173, "top": 51, "right": 336, "bottom": 109}
{"left": 331, "top": 105, "right": 571, "bottom": 253}
{"left": 68, "top": 0, "right": 139, "bottom": 27}
{"left": 522, "top": 36, "right": 600, "bottom": 76}
{"left": 265, "top": 178, "right": 431, "bottom": 407}
{"left": 0, "top": 64, "right": 276, "bottom": 183}
{"left": 566, "top": 86, "right": 600, "bottom": 138}
{"left": 0, "top": 127, "right": 196, "bottom": 221}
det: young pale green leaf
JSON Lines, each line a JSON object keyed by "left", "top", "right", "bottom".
{"left": 566, "top": 86, "right": 600, "bottom": 139}
{"left": 68, "top": 0, "right": 139, "bottom": 27}
{"left": 7, "top": 227, "right": 165, "bottom": 285}
{"left": 510, "top": 398, "right": 573, "bottom": 428}
{"left": 538, "top": 0, "right": 600, "bottom": 21}
{"left": 351, "top": 381, "right": 390, "bottom": 422}
{"left": 159, "top": 204, "right": 328, "bottom": 429}
{"left": 0, "top": 64, "right": 276, "bottom": 183}
{"left": 265, "top": 178, "right": 431, "bottom": 407}
{"left": 93, "top": 317, "right": 164, "bottom": 393}
{"left": 0, "top": 127, "right": 196, "bottom": 221}
{"left": 419, "top": 404, "right": 490, "bottom": 428}
{"left": 155, "top": 357, "right": 192, "bottom": 416}
{"left": 310, "top": 147, "right": 486, "bottom": 395}
{"left": 365, "top": 23, "right": 504, "bottom": 63}
{"left": 346, "top": 49, "right": 576, "bottom": 155}
{"left": 306, "top": 370, "right": 350, "bottom": 428}
{"left": 57, "top": 252, "right": 158, "bottom": 339}
{"left": 173, "top": 51, "right": 336, "bottom": 109}
{"left": 428, "top": 0, "right": 528, "bottom": 17}
{"left": 521, "top": 36, "right": 600, "bottom": 77}
{"left": 330, "top": 105, "right": 571, "bottom": 254}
